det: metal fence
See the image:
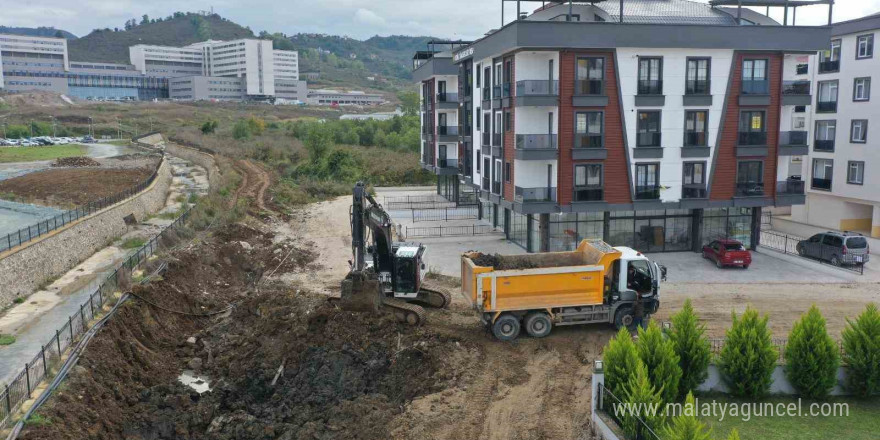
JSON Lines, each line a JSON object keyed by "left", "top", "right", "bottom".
{"left": 759, "top": 229, "right": 864, "bottom": 275}
{"left": 596, "top": 382, "right": 662, "bottom": 440}
{"left": 411, "top": 206, "right": 479, "bottom": 222}
{"left": 707, "top": 337, "right": 845, "bottom": 364}
{"left": 406, "top": 224, "right": 498, "bottom": 238}
{"left": 0, "top": 159, "right": 162, "bottom": 253}
{"left": 0, "top": 206, "right": 192, "bottom": 430}
{"left": 386, "top": 200, "right": 458, "bottom": 210}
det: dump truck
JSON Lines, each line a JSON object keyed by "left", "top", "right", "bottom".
{"left": 461, "top": 240, "right": 666, "bottom": 341}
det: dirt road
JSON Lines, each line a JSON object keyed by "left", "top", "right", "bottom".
{"left": 230, "top": 159, "right": 271, "bottom": 213}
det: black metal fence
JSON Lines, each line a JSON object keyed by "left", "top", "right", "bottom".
{"left": 0, "top": 206, "right": 192, "bottom": 430}
{"left": 0, "top": 159, "right": 163, "bottom": 253}
{"left": 759, "top": 229, "right": 864, "bottom": 275}
{"left": 406, "top": 224, "right": 498, "bottom": 238}
{"left": 411, "top": 206, "right": 479, "bottom": 222}
{"left": 707, "top": 337, "right": 845, "bottom": 364}
{"left": 596, "top": 383, "right": 662, "bottom": 440}
{"left": 386, "top": 200, "right": 458, "bottom": 210}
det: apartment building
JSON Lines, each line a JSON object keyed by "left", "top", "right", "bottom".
{"left": 416, "top": 0, "right": 831, "bottom": 253}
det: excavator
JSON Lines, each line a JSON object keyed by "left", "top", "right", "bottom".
{"left": 339, "top": 182, "right": 451, "bottom": 325}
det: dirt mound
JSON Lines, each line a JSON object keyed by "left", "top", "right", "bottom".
{"left": 469, "top": 252, "right": 537, "bottom": 270}
{"left": 0, "top": 167, "right": 156, "bottom": 208}
{"left": 52, "top": 156, "right": 101, "bottom": 167}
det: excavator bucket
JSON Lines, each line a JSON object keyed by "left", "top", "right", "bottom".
{"left": 337, "top": 272, "right": 383, "bottom": 313}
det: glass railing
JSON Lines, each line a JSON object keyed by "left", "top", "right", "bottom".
{"left": 482, "top": 177, "right": 490, "bottom": 191}
{"left": 684, "top": 132, "right": 707, "bottom": 147}
{"left": 818, "top": 60, "right": 839, "bottom": 73}
{"left": 782, "top": 81, "right": 811, "bottom": 95}
{"left": 482, "top": 132, "right": 491, "bottom": 146}
{"left": 575, "top": 134, "right": 604, "bottom": 148}
{"left": 814, "top": 139, "right": 835, "bottom": 151}
{"left": 637, "top": 80, "right": 663, "bottom": 95}
{"left": 492, "top": 181, "right": 502, "bottom": 194}
{"left": 574, "top": 187, "right": 603, "bottom": 202}
{"left": 735, "top": 182, "right": 765, "bottom": 197}
{"left": 515, "top": 186, "right": 557, "bottom": 203}
{"left": 682, "top": 186, "right": 707, "bottom": 199}
{"left": 502, "top": 83, "right": 511, "bottom": 98}
{"left": 516, "top": 80, "right": 560, "bottom": 96}
{"left": 493, "top": 85, "right": 501, "bottom": 99}
{"left": 738, "top": 132, "right": 767, "bottom": 146}
{"left": 575, "top": 79, "right": 604, "bottom": 95}
{"left": 742, "top": 79, "right": 769, "bottom": 95}
{"left": 811, "top": 178, "right": 832, "bottom": 191}
{"left": 635, "top": 185, "right": 660, "bottom": 200}
{"left": 437, "top": 125, "right": 459, "bottom": 136}
{"left": 779, "top": 131, "right": 808, "bottom": 146}
{"left": 437, "top": 92, "right": 459, "bottom": 103}
{"left": 817, "top": 101, "right": 837, "bottom": 112}
{"left": 482, "top": 87, "right": 490, "bottom": 101}
{"left": 516, "top": 134, "right": 558, "bottom": 149}
{"left": 438, "top": 158, "right": 458, "bottom": 169}
{"left": 492, "top": 133, "right": 502, "bottom": 146}
{"left": 637, "top": 132, "right": 662, "bottom": 147}
{"left": 685, "top": 80, "right": 711, "bottom": 95}
{"left": 776, "top": 179, "right": 805, "bottom": 195}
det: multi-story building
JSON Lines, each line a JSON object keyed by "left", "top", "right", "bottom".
{"left": 789, "top": 13, "right": 880, "bottom": 237}
{"left": 306, "top": 89, "right": 386, "bottom": 106}
{"left": 0, "top": 34, "right": 69, "bottom": 93}
{"left": 416, "top": 0, "right": 831, "bottom": 253}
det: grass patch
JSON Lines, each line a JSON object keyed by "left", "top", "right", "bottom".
{"left": 13, "top": 297, "right": 25, "bottom": 304}
{"left": 0, "top": 334, "right": 15, "bottom": 345}
{"left": 0, "top": 145, "right": 88, "bottom": 163}
{"left": 699, "top": 394, "right": 880, "bottom": 440}
{"left": 120, "top": 238, "right": 146, "bottom": 249}
{"left": 0, "top": 191, "right": 20, "bottom": 202}
{"left": 24, "top": 414, "right": 51, "bottom": 426}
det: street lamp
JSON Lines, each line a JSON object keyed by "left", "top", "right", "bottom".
{"left": 88, "top": 117, "right": 93, "bottom": 137}
{"left": 50, "top": 116, "right": 57, "bottom": 138}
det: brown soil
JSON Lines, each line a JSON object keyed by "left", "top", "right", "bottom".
{"left": 470, "top": 252, "right": 538, "bottom": 270}
{"left": 0, "top": 167, "right": 155, "bottom": 208}
{"left": 52, "top": 156, "right": 101, "bottom": 167}
{"left": 230, "top": 159, "right": 272, "bottom": 214}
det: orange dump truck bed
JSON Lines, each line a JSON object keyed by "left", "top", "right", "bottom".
{"left": 461, "top": 240, "right": 621, "bottom": 314}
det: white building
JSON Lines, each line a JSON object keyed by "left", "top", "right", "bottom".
{"left": 307, "top": 89, "right": 385, "bottom": 106}
{"left": 0, "top": 34, "right": 69, "bottom": 91}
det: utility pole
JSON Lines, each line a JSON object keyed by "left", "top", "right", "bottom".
{"left": 29, "top": 120, "right": 33, "bottom": 138}
{"left": 88, "top": 117, "right": 93, "bottom": 137}
{"left": 116, "top": 117, "right": 121, "bottom": 140}
{"left": 51, "top": 116, "right": 57, "bottom": 137}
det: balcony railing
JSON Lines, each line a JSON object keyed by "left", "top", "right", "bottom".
{"left": 437, "top": 92, "right": 459, "bottom": 103}
{"left": 635, "top": 185, "right": 660, "bottom": 200}
{"left": 438, "top": 158, "right": 458, "bottom": 169}
{"left": 736, "top": 182, "right": 765, "bottom": 197}
{"left": 492, "top": 133, "right": 502, "bottom": 146}
{"left": 437, "top": 125, "right": 459, "bottom": 136}
{"left": 814, "top": 139, "right": 835, "bottom": 151}
{"left": 492, "top": 181, "right": 502, "bottom": 194}
{"left": 516, "top": 80, "right": 559, "bottom": 96}
{"left": 817, "top": 101, "right": 837, "bottom": 112}
{"left": 575, "top": 133, "right": 604, "bottom": 149}
{"left": 782, "top": 81, "right": 811, "bottom": 95}
{"left": 574, "top": 187, "right": 603, "bottom": 202}
{"left": 515, "top": 186, "right": 557, "bottom": 203}
{"left": 482, "top": 87, "right": 491, "bottom": 101}
{"left": 686, "top": 79, "right": 711, "bottom": 95}
{"left": 482, "top": 176, "right": 490, "bottom": 191}
{"left": 682, "top": 185, "right": 707, "bottom": 199}
{"left": 637, "top": 132, "right": 662, "bottom": 147}
{"left": 738, "top": 131, "right": 767, "bottom": 146}
{"left": 422, "top": 153, "right": 434, "bottom": 166}
{"left": 502, "top": 83, "right": 511, "bottom": 98}
{"left": 637, "top": 80, "right": 663, "bottom": 95}
{"left": 516, "top": 134, "right": 558, "bottom": 149}
{"left": 811, "top": 178, "right": 832, "bottom": 191}
{"left": 684, "top": 132, "right": 707, "bottom": 147}
{"left": 493, "top": 85, "right": 501, "bottom": 99}
{"left": 776, "top": 179, "right": 805, "bottom": 195}
{"left": 482, "top": 132, "right": 491, "bottom": 146}
{"left": 575, "top": 79, "right": 604, "bottom": 95}
{"left": 818, "top": 60, "right": 839, "bottom": 73}
{"left": 742, "top": 79, "right": 769, "bottom": 95}
{"left": 779, "top": 131, "right": 808, "bottom": 146}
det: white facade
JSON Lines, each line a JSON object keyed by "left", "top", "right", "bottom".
{"left": 307, "top": 89, "right": 385, "bottom": 106}
{"left": 129, "top": 44, "right": 203, "bottom": 76}
{"left": 273, "top": 49, "right": 299, "bottom": 80}
{"left": 0, "top": 33, "right": 69, "bottom": 89}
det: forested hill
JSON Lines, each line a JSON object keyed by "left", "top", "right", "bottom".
{"left": 0, "top": 26, "right": 77, "bottom": 39}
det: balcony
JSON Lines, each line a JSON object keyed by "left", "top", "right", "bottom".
{"left": 482, "top": 176, "right": 490, "bottom": 191}
{"left": 635, "top": 132, "right": 662, "bottom": 158}
{"left": 482, "top": 87, "right": 491, "bottom": 102}
{"left": 492, "top": 181, "right": 502, "bottom": 195}
{"left": 776, "top": 179, "right": 806, "bottom": 205}
{"left": 637, "top": 132, "right": 661, "bottom": 147}
{"left": 482, "top": 131, "right": 491, "bottom": 147}
{"left": 436, "top": 92, "right": 459, "bottom": 109}
{"left": 573, "top": 134, "right": 607, "bottom": 160}
{"left": 735, "top": 182, "right": 765, "bottom": 197}
{"left": 737, "top": 131, "right": 768, "bottom": 156}
{"left": 636, "top": 80, "right": 664, "bottom": 106}
{"left": 502, "top": 83, "right": 512, "bottom": 98}
{"left": 437, "top": 125, "right": 459, "bottom": 142}
{"left": 437, "top": 158, "right": 459, "bottom": 175}
{"left": 573, "top": 79, "right": 608, "bottom": 106}
{"left": 515, "top": 186, "right": 557, "bottom": 203}
{"left": 684, "top": 132, "right": 707, "bottom": 147}
{"left": 635, "top": 185, "right": 660, "bottom": 200}
{"left": 782, "top": 80, "right": 811, "bottom": 105}
{"left": 573, "top": 187, "right": 603, "bottom": 202}
{"left": 818, "top": 60, "right": 839, "bottom": 74}
{"left": 682, "top": 185, "right": 707, "bottom": 199}
{"left": 683, "top": 80, "right": 712, "bottom": 106}
{"left": 741, "top": 79, "right": 769, "bottom": 95}
{"left": 816, "top": 100, "right": 837, "bottom": 113}
{"left": 515, "top": 134, "right": 558, "bottom": 160}
{"left": 515, "top": 80, "right": 560, "bottom": 106}
{"left": 811, "top": 178, "right": 832, "bottom": 191}
{"left": 814, "top": 139, "right": 835, "bottom": 152}
{"left": 492, "top": 133, "right": 502, "bottom": 147}
{"left": 778, "top": 131, "right": 809, "bottom": 155}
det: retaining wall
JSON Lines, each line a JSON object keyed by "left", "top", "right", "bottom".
{"left": 136, "top": 133, "right": 220, "bottom": 189}
{"left": 0, "top": 159, "right": 173, "bottom": 307}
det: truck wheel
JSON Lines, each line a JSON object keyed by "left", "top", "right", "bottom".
{"left": 614, "top": 306, "right": 636, "bottom": 331}
{"left": 524, "top": 312, "right": 552, "bottom": 338}
{"left": 492, "top": 314, "right": 521, "bottom": 341}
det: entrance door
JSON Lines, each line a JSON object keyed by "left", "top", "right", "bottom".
{"left": 438, "top": 113, "right": 448, "bottom": 135}
{"left": 635, "top": 218, "right": 666, "bottom": 253}
{"left": 437, "top": 80, "right": 446, "bottom": 100}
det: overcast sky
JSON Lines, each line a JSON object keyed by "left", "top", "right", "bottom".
{"left": 3, "top": 0, "right": 878, "bottom": 40}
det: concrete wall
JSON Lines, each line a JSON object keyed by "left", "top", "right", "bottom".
{"left": 0, "top": 159, "right": 173, "bottom": 307}
{"left": 136, "top": 133, "right": 220, "bottom": 189}
{"left": 697, "top": 364, "right": 850, "bottom": 396}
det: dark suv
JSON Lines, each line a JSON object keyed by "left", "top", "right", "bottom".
{"left": 796, "top": 231, "right": 870, "bottom": 266}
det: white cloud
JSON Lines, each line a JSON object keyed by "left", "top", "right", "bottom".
{"left": 353, "top": 8, "right": 386, "bottom": 27}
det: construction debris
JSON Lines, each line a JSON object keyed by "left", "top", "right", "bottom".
{"left": 52, "top": 156, "right": 101, "bottom": 167}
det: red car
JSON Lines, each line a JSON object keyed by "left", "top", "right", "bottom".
{"left": 702, "top": 239, "right": 752, "bottom": 269}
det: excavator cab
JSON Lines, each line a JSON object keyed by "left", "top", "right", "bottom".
{"left": 392, "top": 244, "right": 426, "bottom": 296}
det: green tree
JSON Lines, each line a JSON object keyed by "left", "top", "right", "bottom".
{"left": 637, "top": 321, "right": 682, "bottom": 405}
{"left": 621, "top": 361, "right": 665, "bottom": 440}
{"left": 200, "top": 120, "right": 218, "bottom": 134}
{"left": 6, "top": 124, "right": 30, "bottom": 139}
{"left": 841, "top": 303, "right": 880, "bottom": 396}
{"left": 669, "top": 299, "right": 712, "bottom": 398}
{"left": 603, "top": 327, "right": 641, "bottom": 397}
{"left": 784, "top": 305, "right": 840, "bottom": 399}
{"left": 719, "top": 307, "right": 778, "bottom": 399}
{"left": 661, "top": 392, "right": 713, "bottom": 440}
{"left": 398, "top": 90, "right": 420, "bottom": 116}
{"left": 304, "top": 124, "right": 333, "bottom": 162}
{"left": 246, "top": 116, "right": 266, "bottom": 135}
{"left": 232, "top": 120, "right": 251, "bottom": 140}
{"left": 141, "top": 14, "right": 150, "bottom": 25}
{"left": 726, "top": 429, "right": 740, "bottom": 440}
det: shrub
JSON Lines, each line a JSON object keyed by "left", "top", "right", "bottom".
{"left": 200, "top": 120, "right": 218, "bottom": 134}
{"left": 784, "top": 305, "right": 840, "bottom": 399}
{"left": 719, "top": 307, "right": 777, "bottom": 398}
{"left": 637, "top": 321, "right": 682, "bottom": 405}
{"left": 727, "top": 429, "right": 740, "bottom": 440}
{"left": 621, "top": 361, "right": 665, "bottom": 440}
{"left": 0, "top": 334, "right": 15, "bottom": 345}
{"left": 661, "top": 392, "right": 713, "bottom": 440}
{"left": 603, "top": 327, "right": 641, "bottom": 397}
{"left": 669, "top": 299, "right": 712, "bottom": 398}
{"left": 232, "top": 120, "right": 251, "bottom": 140}
{"left": 841, "top": 303, "right": 880, "bottom": 396}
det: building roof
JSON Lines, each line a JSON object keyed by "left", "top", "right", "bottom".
{"left": 594, "top": 0, "right": 739, "bottom": 25}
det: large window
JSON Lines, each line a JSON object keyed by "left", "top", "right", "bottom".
{"left": 854, "top": 77, "right": 871, "bottom": 101}
{"left": 702, "top": 208, "right": 753, "bottom": 248}
{"left": 742, "top": 59, "right": 768, "bottom": 94}
{"left": 817, "top": 80, "right": 838, "bottom": 112}
{"left": 549, "top": 212, "right": 604, "bottom": 252}
{"left": 575, "top": 112, "right": 603, "bottom": 148}
{"left": 857, "top": 34, "right": 874, "bottom": 59}
{"left": 736, "top": 161, "right": 764, "bottom": 197}
{"left": 847, "top": 161, "right": 865, "bottom": 185}
{"left": 812, "top": 158, "right": 833, "bottom": 191}
{"left": 686, "top": 58, "right": 710, "bottom": 95}
{"left": 576, "top": 57, "right": 604, "bottom": 95}
{"left": 638, "top": 57, "right": 663, "bottom": 95}
{"left": 815, "top": 120, "right": 836, "bottom": 151}
{"left": 684, "top": 110, "right": 708, "bottom": 146}
{"left": 637, "top": 111, "right": 661, "bottom": 147}
{"left": 738, "top": 110, "right": 766, "bottom": 145}
{"left": 819, "top": 39, "right": 841, "bottom": 73}
{"left": 851, "top": 120, "right": 868, "bottom": 143}
{"left": 635, "top": 163, "right": 660, "bottom": 200}
{"left": 574, "top": 164, "right": 603, "bottom": 201}
{"left": 682, "top": 162, "right": 706, "bottom": 199}
{"left": 608, "top": 210, "right": 694, "bottom": 253}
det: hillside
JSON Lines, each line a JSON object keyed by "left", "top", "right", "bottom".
{"left": 0, "top": 26, "right": 76, "bottom": 39}
{"left": 67, "top": 13, "right": 254, "bottom": 63}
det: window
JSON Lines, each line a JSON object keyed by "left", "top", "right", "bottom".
{"left": 576, "top": 57, "right": 604, "bottom": 95}
{"left": 574, "top": 164, "right": 603, "bottom": 201}
{"left": 742, "top": 59, "right": 768, "bottom": 94}
{"left": 635, "top": 164, "right": 660, "bottom": 199}
{"left": 684, "top": 111, "right": 708, "bottom": 146}
{"left": 504, "top": 110, "right": 511, "bottom": 131}
{"left": 815, "top": 120, "right": 836, "bottom": 151}
{"left": 794, "top": 105, "right": 807, "bottom": 113}
{"left": 851, "top": 120, "right": 868, "bottom": 143}
{"left": 637, "top": 57, "right": 663, "bottom": 95}
{"left": 854, "top": 77, "right": 871, "bottom": 101}
{"left": 682, "top": 162, "right": 706, "bottom": 198}
{"left": 847, "top": 161, "right": 865, "bottom": 185}
{"left": 857, "top": 34, "right": 874, "bottom": 59}
{"left": 504, "top": 162, "right": 511, "bottom": 182}
{"left": 796, "top": 63, "right": 809, "bottom": 75}
{"left": 575, "top": 112, "right": 603, "bottom": 148}
{"left": 476, "top": 107, "right": 481, "bottom": 129}
{"left": 637, "top": 111, "right": 661, "bottom": 147}
{"left": 476, "top": 65, "right": 481, "bottom": 87}
{"left": 738, "top": 110, "right": 766, "bottom": 145}
{"left": 736, "top": 161, "right": 764, "bottom": 197}
{"left": 685, "top": 58, "right": 710, "bottom": 94}
{"left": 819, "top": 39, "right": 841, "bottom": 73}
{"left": 817, "top": 80, "right": 838, "bottom": 112}
{"left": 812, "top": 158, "right": 833, "bottom": 191}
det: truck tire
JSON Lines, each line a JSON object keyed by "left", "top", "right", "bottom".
{"left": 524, "top": 312, "right": 552, "bottom": 338}
{"left": 614, "top": 306, "right": 635, "bottom": 331}
{"left": 492, "top": 314, "right": 521, "bottom": 341}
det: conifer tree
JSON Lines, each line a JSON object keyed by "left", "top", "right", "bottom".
{"left": 603, "top": 327, "right": 641, "bottom": 397}
{"left": 637, "top": 320, "right": 683, "bottom": 405}
{"left": 669, "top": 299, "right": 712, "bottom": 398}
{"left": 719, "top": 307, "right": 777, "bottom": 398}
{"left": 841, "top": 303, "right": 880, "bottom": 396}
{"left": 661, "top": 392, "right": 713, "bottom": 440}
{"left": 621, "top": 361, "right": 665, "bottom": 440}
{"left": 784, "top": 305, "right": 840, "bottom": 398}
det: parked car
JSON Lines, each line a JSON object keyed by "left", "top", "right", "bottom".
{"left": 702, "top": 239, "right": 752, "bottom": 269}
{"left": 796, "top": 231, "right": 870, "bottom": 266}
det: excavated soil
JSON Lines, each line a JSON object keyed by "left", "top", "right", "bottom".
{"left": 469, "top": 252, "right": 538, "bottom": 270}
{"left": 52, "top": 156, "right": 101, "bottom": 167}
{"left": 0, "top": 166, "right": 156, "bottom": 208}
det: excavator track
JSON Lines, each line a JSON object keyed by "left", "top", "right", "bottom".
{"left": 413, "top": 284, "right": 452, "bottom": 309}
{"left": 382, "top": 297, "right": 427, "bottom": 326}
